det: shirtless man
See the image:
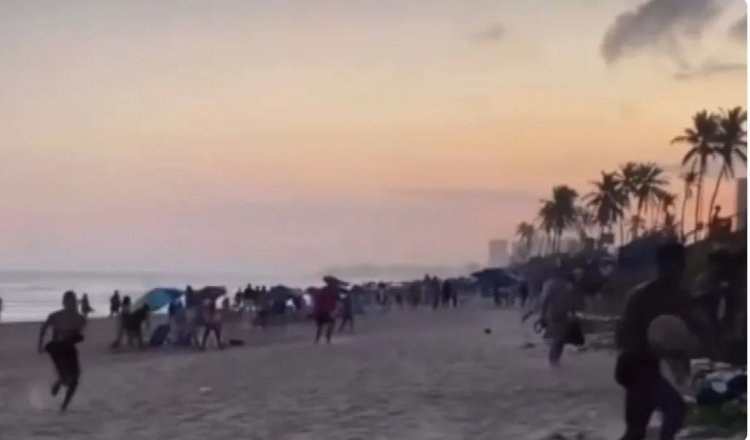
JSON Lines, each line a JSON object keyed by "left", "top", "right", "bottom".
{"left": 37, "top": 290, "right": 87, "bottom": 412}
{"left": 616, "top": 243, "right": 693, "bottom": 440}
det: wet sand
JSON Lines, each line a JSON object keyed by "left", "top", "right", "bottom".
{"left": 0, "top": 306, "right": 626, "bottom": 439}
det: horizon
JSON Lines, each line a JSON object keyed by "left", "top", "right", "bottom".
{"left": 0, "top": 0, "right": 746, "bottom": 274}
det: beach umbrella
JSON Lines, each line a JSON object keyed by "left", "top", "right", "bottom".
{"left": 134, "top": 288, "right": 184, "bottom": 312}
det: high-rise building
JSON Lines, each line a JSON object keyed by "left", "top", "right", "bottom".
{"left": 737, "top": 177, "right": 747, "bottom": 230}
{"left": 488, "top": 239, "right": 509, "bottom": 267}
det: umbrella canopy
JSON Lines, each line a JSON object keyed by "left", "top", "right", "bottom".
{"left": 134, "top": 288, "right": 184, "bottom": 312}
{"left": 472, "top": 268, "right": 520, "bottom": 289}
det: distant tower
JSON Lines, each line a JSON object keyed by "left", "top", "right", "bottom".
{"left": 737, "top": 177, "right": 747, "bottom": 230}
{"left": 488, "top": 239, "right": 509, "bottom": 267}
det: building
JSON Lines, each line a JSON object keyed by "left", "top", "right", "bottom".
{"left": 488, "top": 239, "right": 509, "bottom": 267}
{"left": 737, "top": 177, "right": 747, "bottom": 230}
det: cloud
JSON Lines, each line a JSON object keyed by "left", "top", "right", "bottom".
{"left": 601, "top": 0, "right": 721, "bottom": 65}
{"left": 673, "top": 58, "right": 746, "bottom": 80}
{"left": 388, "top": 187, "right": 536, "bottom": 203}
{"left": 728, "top": 14, "right": 747, "bottom": 44}
{"left": 471, "top": 24, "right": 506, "bottom": 43}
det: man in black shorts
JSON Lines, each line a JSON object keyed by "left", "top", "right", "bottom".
{"left": 38, "top": 290, "right": 87, "bottom": 412}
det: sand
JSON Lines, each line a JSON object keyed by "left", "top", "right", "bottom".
{"left": 0, "top": 306, "right": 628, "bottom": 440}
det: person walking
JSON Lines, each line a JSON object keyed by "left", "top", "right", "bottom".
{"left": 80, "top": 293, "right": 94, "bottom": 319}
{"left": 109, "top": 290, "right": 121, "bottom": 317}
{"left": 615, "top": 243, "right": 695, "bottom": 440}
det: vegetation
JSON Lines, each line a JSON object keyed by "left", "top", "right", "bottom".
{"left": 514, "top": 107, "right": 747, "bottom": 261}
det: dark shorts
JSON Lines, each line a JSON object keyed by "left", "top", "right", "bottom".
{"left": 45, "top": 340, "right": 81, "bottom": 380}
{"left": 315, "top": 313, "right": 334, "bottom": 326}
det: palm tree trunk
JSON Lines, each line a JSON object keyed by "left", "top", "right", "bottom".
{"left": 695, "top": 174, "right": 704, "bottom": 241}
{"left": 707, "top": 167, "right": 725, "bottom": 229}
{"left": 680, "top": 189, "right": 689, "bottom": 242}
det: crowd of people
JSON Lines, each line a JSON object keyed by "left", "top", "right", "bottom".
{"left": 32, "top": 241, "right": 747, "bottom": 440}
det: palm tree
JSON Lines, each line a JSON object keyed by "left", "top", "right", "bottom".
{"left": 658, "top": 192, "right": 676, "bottom": 227}
{"left": 679, "top": 169, "right": 698, "bottom": 240}
{"left": 708, "top": 106, "right": 747, "bottom": 225}
{"left": 538, "top": 201, "right": 555, "bottom": 255}
{"left": 630, "top": 163, "right": 669, "bottom": 237}
{"left": 672, "top": 110, "right": 720, "bottom": 237}
{"left": 628, "top": 215, "right": 644, "bottom": 241}
{"left": 540, "top": 186, "right": 579, "bottom": 253}
{"left": 585, "top": 171, "right": 627, "bottom": 245}
{"left": 574, "top": 205, "right": 596, "bottom": 245}
{"left": 515, "top": 221, "right": 536, "bottom": 258}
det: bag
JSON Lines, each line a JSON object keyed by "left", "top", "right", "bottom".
{"left": 564, "top": 319, "right": 585, "bottom": 346}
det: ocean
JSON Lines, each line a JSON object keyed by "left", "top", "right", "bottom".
{"left": 0, "top": 270, "right": 319, "bottom": 322}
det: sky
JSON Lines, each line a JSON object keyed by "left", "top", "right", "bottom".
{"left": 0, "top": 0, "right": 746, "bottom": 276}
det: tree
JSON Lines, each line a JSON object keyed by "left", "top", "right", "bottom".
{"left": 708, "top": 106, "right": 747, "bottom": 225}
{"left": 658, "top": 192, "right": 676, "bottom": 228}
{"left": 539, "top": 186, "right": 579, "bottom": 253}
{"left": 537, "top": 201, "right": 555, "bottom": 255}
{"left": 679, "top": 169, "right": 698, "bottom": 240}
{"left": 585, "top": 171, "right": 627, "bottom": 245}
{"left": 672, "top": 110, "right": 720, "bottom": 238}
{"left": 515, "top": 222, "right": 536, "bottom": 259}
{"left": 630, "top": 163, "right": 669, "bottom": 237}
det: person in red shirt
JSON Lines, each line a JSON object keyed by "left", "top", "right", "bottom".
{"left": 314, "top": 276, "right": 342, "bottom": 344}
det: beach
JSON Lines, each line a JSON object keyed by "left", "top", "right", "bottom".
{"left": 0, "top": 306, "right": 626, "bottom": 440}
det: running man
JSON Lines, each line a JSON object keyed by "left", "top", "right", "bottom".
{"left": 615, "top": 243, "right": 694, "bottom": 440}
{"left": 314, "top": 276, "right": 340, "bottom": 344}
{"left": 37, "top": 290, "right": 87, "bottom": 412}
{"left": 539, "top": 266, "right": 578, "bottom": 367}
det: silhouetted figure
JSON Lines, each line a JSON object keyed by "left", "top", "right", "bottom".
{"left": 519, "top": 282, "right": 530, "bottom": 308}
{"left": 314, "top": 277, "right": 339, "bottom": 344}
{"left": 615, "top": 243, "right": 693, "bottom": 440}
{"left": 111, "top": 297, "right": 150, "bottom": 349}
{"left": 338, "top": 293, "right": 354, "bottom": 333}
{"left": 38, "top": 290, "right": 86, "bottom": 412}
{"left": 109, "top": 290, "right": 121, "bottom": 317}
{"left": 201, "top": 301, "right": 223, "bottom": 350}
{"left": 80, "top": 293, "right": 93, "bottom": 318}
{"left": 441, "top": 280, "right": 452, "bottom": 307}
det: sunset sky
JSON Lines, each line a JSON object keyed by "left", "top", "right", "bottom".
{"left": 0, "top": 0, "right": 746, "bottom": 276}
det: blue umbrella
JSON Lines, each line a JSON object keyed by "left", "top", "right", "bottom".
{"left": 134, "top": 288, "right": 184, "bottom": 312}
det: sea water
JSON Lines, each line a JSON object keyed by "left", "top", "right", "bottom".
{"left": 0, "top": 270, "right": 318, "bottom": 322}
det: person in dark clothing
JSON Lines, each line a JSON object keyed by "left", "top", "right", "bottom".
{"left": 109, "top": 290, "right": 121, "bottom": 317}
{"left": 201, "top": 301, "right": 223, "bottom": 350}
{"left": 111, "top": 298, "right": 150, "bottom": 350}
{"left": 38, "top": 290, "right": 86, "bottom": 412}
{"left": 442, "top": 280, "right": 453, "bottom": 308}
{"left": 518, "top": 282, "right": 530, "bottom": 308}
{"left": 615, "top": 242, "right": 694, "bottom": 440}
{"left": 315, "top": 277, "right": 340, "bottom": 344}
{"left": 338, "top": 292, "right": 355, "bottom": 333}
{"left": 80, "top": 293, "right": 94, "bottom": 318}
